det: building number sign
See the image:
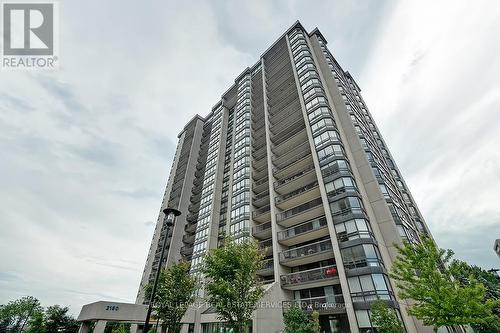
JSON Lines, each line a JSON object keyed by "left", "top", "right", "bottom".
{"left": 105, "top": 305, "right": 119, "bottom": 311}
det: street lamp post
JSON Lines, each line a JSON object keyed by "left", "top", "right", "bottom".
{"left": 143, "top": 207, "right": 181, "bottom": 333}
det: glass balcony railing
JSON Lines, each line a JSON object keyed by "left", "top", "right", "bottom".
{"left": 321, "top": 164, "right": 350, "bottom": 179}
{"left": 351, "top": 290, "right": 395, "bottom": 303}
{"left": 326, "top": 185, "right": 358, "bottom": 198}
{"left": 337, "top": 230, "right": 374, "bottom": 243}
{"left": 331, "top": 207, "right": 365, "bottom": 218}
{"left": 278, "top": 217, "right": 327, "bottom": 240}
{"left": 280, "top": 265, "right": 338, "bottom": 287}
{"left": 280, "top": 239, "right": 332, "bottom": 262}
{"left": 344, "top": 257, "right": 384, "bottom": 269}
{"left": 275, "top": 181, "right": 318, "bottom": 204}
{"left": 276, "top": 198, "right": 323, "bottom": 223}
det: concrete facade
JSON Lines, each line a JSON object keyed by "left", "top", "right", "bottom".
{"left": 77, "top": 301, "right": 147, "bottom": 333}
{"left": 135, "top": 21, "right": 435, "bottom": 333}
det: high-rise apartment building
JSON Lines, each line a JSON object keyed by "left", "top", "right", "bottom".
{"left": 135, "top": 21, "right": 434, "bottom": 333}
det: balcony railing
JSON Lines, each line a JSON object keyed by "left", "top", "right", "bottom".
{"left": 337, "top": 231, "right": 375, "bottom": 243}
{"left": 259, "top": 238, "right": 273, "bottom": 250}
{"left": 253, "top": 205, "right": 270, "bottom": 218}
{"left": 274, "top": 167, "right": 315, "bottom": 188}
{"left": 278, "top": 217, "right": 327, "bottom": 240}
{"left": 180, "top": 245, "right": 193, "bottom": 256}
{"left": 276, "top": 198, "right": 323, "bottom": 223}
{"left": 253, "top": 221, "right": 272, "bottom": 234}
{"left": 280, "top": 265, "right": 338, "bottom": 287}
{"left": 182, "top": 234, "right": 195, "bottom": 244}
{"left": 272, "top": 148, "right": 310, "bottom": 173}
{"left": 254, "top": 176, "right": 269, "bottom": 188}
{"left": 283, "top": 295, "right": 345, "bottom": 313}
{"left": 275, "top": 181, "right": 318, "bottom": 204}
{"left": 257, "top": 258, "right": 274, "bottom": 273}
{"left": 351, "top": 290, "right": 395, "bottom": 303}
{"left": 327, "top": 186, "right": 359, "bottom": 198}
{"left": 321, "top": 164, "right": 350, "bottom": 179}
{"left": 344, "top": 257, "right": 384, "bottom": 269}
{"left": 279, "top": 239, "right": 332, "bottom": 262}
{"left": 331, "top": 207, "right": 365, "bottom": 218}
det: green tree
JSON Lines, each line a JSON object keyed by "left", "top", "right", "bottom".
{"left": 105, "top": 322, "right": 132, "bottom": 333}
{"left": 202, "top": 238, "right": 264, "bottom": 333}
{"left": 390, "top": 237, "right": 497, "bottom": 332}
{"left": 450, "top": 260, "right": 500, "bottom": 333}
{"left": 370, "top": 299, "right": 404, "bottom": 333}
{"left": 44, "top": 305, "right": 79, "bottom": 333}
{"left": 26, "top": 310, "right": 46, "bottom": 333}
{"left": 145, "top": 261, "right": 196, "bottom": 333}
{"left": 0, "top": 296, "right": 41, "bottom": 333}
{"left": 310, "top": 311, "right": 320, "bottom": 333}
{"left": 282, "top": 306, "right": 321, "bottom": 333}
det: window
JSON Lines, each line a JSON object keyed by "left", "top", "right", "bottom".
{"left": 355, "top": 310, "right": 371, "bottom": 328}
{"left": 313, "top": 130, "right": 340, "bottom": 147}
{"left": 341, "top": 244, "right": 383, "bottom": 268}
{"left": 324, "top": 177, "right": 356, "bottom": 196}
{"left": 317, "top": 144, "right": 344, "bottom": 161}
{"left": 335, "top": 218, "right": 372, "bottom": 241}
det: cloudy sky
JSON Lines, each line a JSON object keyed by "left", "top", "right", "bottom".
{"left": 1, "top": 0, "right": 499, "bottom": 315}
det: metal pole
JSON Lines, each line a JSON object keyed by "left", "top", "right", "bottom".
{"left": 143, "top": 208, "right": 181, "bottom": 333}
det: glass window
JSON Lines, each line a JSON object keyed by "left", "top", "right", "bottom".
{"left": 372, "top": 274, "right": 387, "bottom": 291}
{"left": 348, "top": 276, "right": 361, "bottom": 293}
{"left": 355, "top": 310, "right": 371, "bottom": 328}
{"left": 359, "top": 275, "right": 374, "bottom": 291}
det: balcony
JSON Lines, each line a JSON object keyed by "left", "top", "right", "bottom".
{"left": 276, "top": 198, "right": 324, "bottom": 228}
{"left": 283, "top": 295, "right": 345, "bottom": 314}
{"left": 184, "top": 222, "right": 197, "bottom": 233}
{"left": 272, "top": 127, "right": 307, "bottom": 156}
{"left": 275, "top": 182, "right": 321, "bottom": 211}
{"left": 256, "top": 258, "right": 274, "bottom": 276}
{"left": 272, "top": 144, "right": 310, "bottom": 172}
{"left": 259, "top": 238, "right": 273, "bottom": 256}
{"left": 253, "top": 176, "right": 269, "bottom": 194}
{"left": 337, "top": 230, "right": 375, "bottom": 243}
{"left": 182, "top": 234, "right": 195, "bottom": 244}
{"left": 180, "top": 245, "right": 193, "bottom": 256}
{"left": 253, "top": 155, "right": 268, "bottom": 171}
{"left": 253, "top": 205, "right": 271, "bottom": 223}
{"left": 252, "top": 221, "right": 272, "bottom": 240}
{"left": 253, "top": 191, "right": 270, "bottom": 208}
{"left": 274, "top": 167, "right": 316, "bottom": 195}
{"left": 331, "top": 207, "right": 366, "bottom": 222}
{"left": 186, "top": 213, "right": 198, "bottom": 223}
{"left": 280, "top": 265, "right": 339, "bottom": 290}
{"left": 272, "top": 141, "right": 311, "bottom": 169}
{"left": 278, "top": 217, "right": 329, "bottom": 246}
{"left": 279, "top": 239, "right": 334, "bottom": 267}
{"left": 273, "top": 154, "right": 314, "bottom": 180}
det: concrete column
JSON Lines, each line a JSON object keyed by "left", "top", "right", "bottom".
{"left": 93, "top": 320, "right": 108, "bottom": 333}
{"left": 78, "top": 321, "right": 91, "bottom": 333}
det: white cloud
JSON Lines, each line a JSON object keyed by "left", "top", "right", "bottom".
{"left": 360, "top": 0, "right": 500, "bottom": 268}
{"left": 1, "top": 0, "right": 499, "bottom": 316}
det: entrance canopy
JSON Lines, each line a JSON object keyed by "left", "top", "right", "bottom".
{"left": 77, "top": 301, "right": 147, "bottom": 323}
